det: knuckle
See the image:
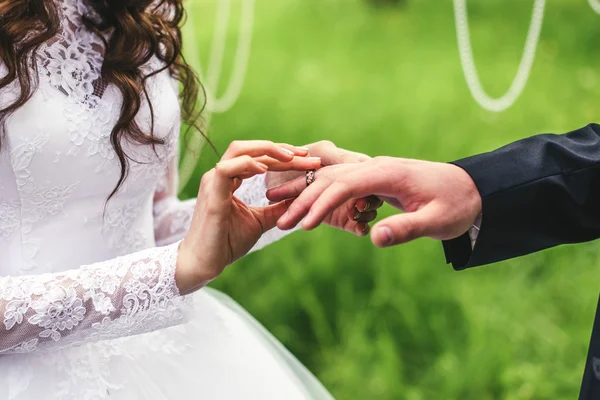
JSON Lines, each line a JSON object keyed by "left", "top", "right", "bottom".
{"left": 227, "top": 140, "right": 242, "bottom": 152}
{"left": 340, "top": 153, "right": 352, "bottom": 163}
{"left": 200, "top": 171, "right": 213, "bottom": 189}
{"left": 240, "top": 154, "right": 253, "bottom": 164}
{"left": 255, "top": 140, "right": 274, "bottom": 153}
{"left": 356, "top": 153, "right": 371, "bottom": 162}
{"left": 372, "top": 155, "right": 388, "bottom": 164}
{"left": 341, "top": 152, "right": 363, "bottom": 164}
{"left": 315, "top": 140, "right": 335, "bottom": 150}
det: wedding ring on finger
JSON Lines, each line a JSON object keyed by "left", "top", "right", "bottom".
{"left": 306, "top": 169, "right": 316, "bottom": 187}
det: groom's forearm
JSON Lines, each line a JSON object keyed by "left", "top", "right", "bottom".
{"left": 443, "top": 123, "right": 600, "bottom": 270}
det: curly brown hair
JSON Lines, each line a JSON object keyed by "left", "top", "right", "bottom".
{"left": 0, "top": 0, "right": 209, "bottom": 200}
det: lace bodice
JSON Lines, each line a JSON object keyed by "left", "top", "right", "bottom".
{"left": 0, "top": 0, "right": 284, "bottom": 354}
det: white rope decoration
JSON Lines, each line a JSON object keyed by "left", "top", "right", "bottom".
{"left": 179, "top": 0, "right": 255, "bottom": 191}
{"left": 453, "top": 0, "right": 546, "bottom": 112}
{"left": 589, "top": 0, "right": 600, "bottom": 14}
{"left": 178, "top": 0, "right": 599, "bottom": 188}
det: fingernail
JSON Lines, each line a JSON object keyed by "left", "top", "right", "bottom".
{"left": 353, "top": 211, "right": 362, "bottom": 221}
{"left": 258, "top": 162, "right": 269, "bottom": 170}
{"left": 308, "top": 157, "right": 321, "bottom": 164}
{"left": 280, "top": 147, "right": 295, "bottom": 156}
{"left": 379, "top": 226, "right": 393, "bottom": 245}
{"left": 297, "top": 146, "right": 310, "bottom": 151}
{"left": 363, "top": 200, "right": 371, "bottom": 212}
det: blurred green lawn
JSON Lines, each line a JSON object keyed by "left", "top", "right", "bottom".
{"left": 181, "top": 0, "right": 600, "bottom": 398}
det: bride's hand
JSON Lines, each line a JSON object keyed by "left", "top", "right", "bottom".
{"left": 175, "top": 141, "right": 321, "bottom": 294}
{"left": 265, "top": 141, "right": 383, "bottom": 236}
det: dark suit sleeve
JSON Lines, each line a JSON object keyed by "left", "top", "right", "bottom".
{"left": 443, "top": 123, "right": 600, "bottom": 270}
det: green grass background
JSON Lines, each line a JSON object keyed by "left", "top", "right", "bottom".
{"left": 181, "top": 0, "right": 600, "bottom": 398}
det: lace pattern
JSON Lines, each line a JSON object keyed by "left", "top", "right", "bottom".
{"left": 0, "top": 202, "right": 19, "bottom": 239}
{"left": 0, "top": 0, "right": 291, "bottom": 361}
{"left": 0, "top": 0, "right": 320, "bottom": 397}
{"left": 236, "top": 175, "right": 301, "bottom": 251}
{"left": 0, "top": 243, "right": 184, "bottom": 354}
{"left": 38, "top": 0, "right": 105, "bottom": 105}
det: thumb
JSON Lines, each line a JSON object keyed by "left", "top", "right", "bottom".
{"left": 254, "top": 199, "right": 294, "bottom": 233}
{"left": 370, "top": 207, "right": 437, "bottom": 248}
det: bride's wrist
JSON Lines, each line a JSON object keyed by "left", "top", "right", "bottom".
{"left": 175, "top": 239, "right": 215, "bottom": 295}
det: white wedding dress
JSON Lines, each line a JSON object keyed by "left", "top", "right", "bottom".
{"left": 0, "top": 1, "right": 333, "bottom": 398}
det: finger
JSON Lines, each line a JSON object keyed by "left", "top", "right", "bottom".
{"left": 370, "top": 207, "right": 436, "bottom": 248}
{"left": 266, "top": 175, "right": 307, "bottom": 202}
{"left": 301, "top": 175, "right": 370, "bottom": 230}
{"left": 356, "top": 222, "right": 370, "bottom": 236}
{"left": 337, "top": 149, "right": 371, "bottom": 165}
{"left": 253, "top": 199, "right": 294, "bottom": 233}
{"left": 339, "top": 216, "right": 371, "bottom": 237}
{"left": 307, "top": 141, "right": 370, "bottom": 166}
{"left": 280, "top": 162, "right": 384, "bottom": 230}
{"left": 355, "top": 196, "right": 384, "bottom": 212}
{"left": 276, "top": 177, "right": 334, "bottom": 230}
{"left": 267, "top": 164, "right": 348, "bottom": 201}
{"left": 256, "top": 155, "right": 322, "bottom": 171}
{"left": 301, "top": 163, "right": 391, "bottom": 229}
{"left": 212, "top": 156, "right": 268, "bottom": 201}
{"left": 350, "top": 209, "right": 378, "bottom": 224}
{"left": 222, "top": 140, "right": 302, "bottom": 162}
{"left": 279, "top": 143, "right": 309, "bottom": 156}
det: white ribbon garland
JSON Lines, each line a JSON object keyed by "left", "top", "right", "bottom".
{"left": 179, "top": 0, "right": 255, "bottom": 191}
{"left": 589, "top": 0, "right": 600, "bottom": 14}
{"left": 178, "top": 0, "right": 598, "bottom": 189}
{"left": 453, "top": 0, "right": 546, "bottom": 112}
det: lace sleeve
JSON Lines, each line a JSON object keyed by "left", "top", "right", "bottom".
{"left": 153, "top": 148, "right": 297, "bottom": 251}
{"left": 0, "top": 243, "right": 186, "bottom": 354}
{"left": 153, "top": 152, "right": 196, "bottom": 247}
{"left": 234, "top": 175, "right": 299, "bottom": 252}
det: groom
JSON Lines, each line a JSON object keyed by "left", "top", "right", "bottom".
{"left": 270, "top": 123, "right": 600, "bottom": 400}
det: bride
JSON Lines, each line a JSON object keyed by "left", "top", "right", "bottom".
{"left": 0, "top": 0, "right": 382, "bottom": 398}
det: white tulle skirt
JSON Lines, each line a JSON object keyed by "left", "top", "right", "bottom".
{"left": 0, "top": 288, "right": 334, "bottom": 400}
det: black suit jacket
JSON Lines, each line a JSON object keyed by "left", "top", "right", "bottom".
{"left": 441, "top": 123, "right": 600, "bottom": 399}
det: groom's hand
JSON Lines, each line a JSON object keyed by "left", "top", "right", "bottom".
{"left": 267, "top": 156, "right": 482, "bottom": 247}
{"left": 266, "top": 141, "right": 382, "bottom": 236}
